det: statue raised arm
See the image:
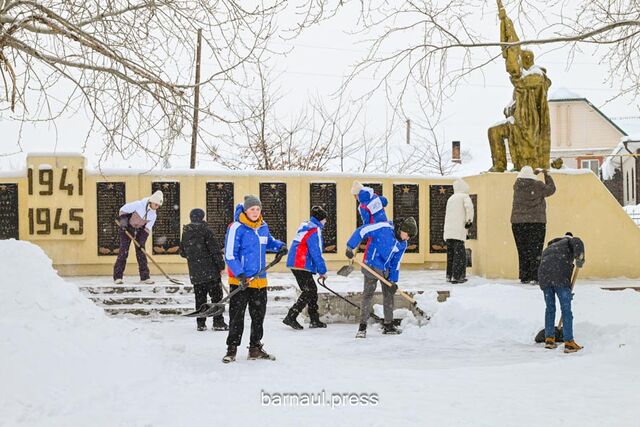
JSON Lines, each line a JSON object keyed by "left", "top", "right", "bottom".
{"left": 497, "top": 0, "right": 521, "bottom": 78}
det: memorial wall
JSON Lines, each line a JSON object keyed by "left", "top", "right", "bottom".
{"left": 2, "top": 153, "right": 640, "bottom": 279}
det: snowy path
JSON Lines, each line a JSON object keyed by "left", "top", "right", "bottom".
{"left": 2, "top": 241, "right": 639, "bottom": 426}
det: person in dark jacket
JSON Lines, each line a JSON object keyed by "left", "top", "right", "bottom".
{"left": 283, "top": 206, "right": 329, "bottom": 330}
{"left": 538, "top": 232, "right": 585, "bottom": 353}
{"left": 179, "top": 208, "right": 227, "bottom": 331}
{"left": 511, "top": 166, "right": 556, "bottom": 284}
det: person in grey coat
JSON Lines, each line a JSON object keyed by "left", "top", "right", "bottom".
{"left": 538, "top": 232, "right": 585, "bottom": 353}
{"left": 511, "top": 166, "right": 555, "bottom": 284}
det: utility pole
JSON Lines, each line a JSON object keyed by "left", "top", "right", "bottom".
{"left": 190, "top": 28, "right": 203, "bottom": 169}
{"left": 406, "top": 118, "right": 411, "bottom": 145}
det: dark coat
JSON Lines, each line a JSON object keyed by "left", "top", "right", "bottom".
{"left": 510, "top": 174, "right": 555, "bottom": 224}
{"left": 179, "top": 221, "right": 225, "bottom": 285}
{"left": 538, "top": 236, "right": 585, "bottom": 288}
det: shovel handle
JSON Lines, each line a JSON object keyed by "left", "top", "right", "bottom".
{"left": 557, "top": 266, "right": 580, "bottom": 329}
{"left": 352, "top": 258, "right": 417, "bottom": 305}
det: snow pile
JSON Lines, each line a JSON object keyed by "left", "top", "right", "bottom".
{"left": 0, "top": 240, "right": 167, "bottom": 424}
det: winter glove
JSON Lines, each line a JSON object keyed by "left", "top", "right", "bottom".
{"left": 575, "top": 258, "right": 585, "bottom": 268}
{"left": 465, "top": 221, "right": 473, "bottom": 229}
{"left": 278, "top": 246, "right": 288, "bottom": 256}
{"left": 237, "top": 273, "right": 248, "bottom": 289}
{"left": 345, "top": 247, "right": 354, "bottom": 259}
{"left": 388, "top": 281, "right": 398, "bottom": 293}
{"left": 118, "top": 216, "right": 129, "bottom": 230}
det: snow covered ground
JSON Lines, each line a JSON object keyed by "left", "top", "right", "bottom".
{"left": 1, "top": 240, "right": 639, "bottom": 427}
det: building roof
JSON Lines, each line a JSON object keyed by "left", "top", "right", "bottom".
{"left": 548, "top": 88, "right": 628, "bottom": 137}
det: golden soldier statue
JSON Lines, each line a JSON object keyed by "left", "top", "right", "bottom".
{"left": 488, "top": 0, "right": 552, "bottom": 172}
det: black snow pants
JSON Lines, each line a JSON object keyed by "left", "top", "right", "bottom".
{"left": 446, "top": 239, "right": 467, "bottom": 281}
{"left": 226, "top": 286, "right": 267, "bottom": 347}
{"left": 194, "top": 279, "right": 224, "bottom": 327}
{"left": 289, "top": 269, "right": 319, "bottom": 316}
{"left": 512, "top": 223, "right": 546, "bottom": 283}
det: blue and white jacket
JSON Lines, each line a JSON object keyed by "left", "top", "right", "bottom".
{"left": 347, "top": 222, "right": 407, "bottom": 282}
{"left": 286, "top": 217, "right": 327, "bottom": 275}
{"left": 224, "top": 204, "right": 285, "bottom": 289}
{"left": 357, "top": 187, "right": 389, "bottom": 224}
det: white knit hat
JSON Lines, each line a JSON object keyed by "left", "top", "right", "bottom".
{"left": 517, "top": 166, "right": 538, "bottom": 180}
{"left": 149, "top": 190, "right": 164, "bottom": 206}
{"left": 351, "top": 181, "right": 364, "bottom": 195}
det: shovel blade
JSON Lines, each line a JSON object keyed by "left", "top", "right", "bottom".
{"left": 337, "top": 264, "right": 354, "bottom": 277}
{"left": 183, "top": 302, "right": 225, "bottom": 318}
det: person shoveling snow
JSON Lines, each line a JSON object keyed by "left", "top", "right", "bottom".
{"left": 538, "top": 232, "right": 586, "bottom": 353}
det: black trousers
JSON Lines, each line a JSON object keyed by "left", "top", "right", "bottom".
{"left": 289, "top": 269, "right": 319, "bottom": 315}
{"left": 226, "top": 286, "right": 267, "bottom": 347}
{"left": 194, "top": 279, "right": 223, "bottom": 327}
{"left": 512, "top": 223, "right": 546, "bottom": 282}
{"left": 446, "top": 239, "right": 467, "bottom": 281}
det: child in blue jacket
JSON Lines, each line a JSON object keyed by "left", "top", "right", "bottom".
{"left": 345, "top": 217, "right": 417, "bottom": 338}
{"left": 222, "top": 195, "right": 287, "bottom": 363}
{"left": 283, "top": 206, "right": 329, "bottom": 330}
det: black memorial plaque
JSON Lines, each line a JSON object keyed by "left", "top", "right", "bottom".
{"left": 260, "top": 183, "right": 287, "bottom": 243}
{"left": 0, "top": 184, "right": 19, "bottom": 240}
{"left": 96, "top": 182, "right": 126, "bottom": 255}
{"left": 429, "top": 185, "right": 453, "bottom": 253}
{"left": 393, "top": 184, "right": 420, "bottom": 253}
{"left": 310, "top": 183, "right": 337, "bottom": 253}
{"left": 468, "top": 195, "right": 478, "bottom": 240}
{"left": 355, "top": 183, "right": 383, "bottom": 251}
{"left": 152, "top": 182, "right": 181, "bottom": 255}
{"left": 206, "top": 182, "right": 235, "bottom": 243}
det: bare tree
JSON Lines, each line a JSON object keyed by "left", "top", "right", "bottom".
{"left": 291, "top": 1, "right": 640, "bottom": 117}
{"left": 0, "top": 0, "right": 285, "bottom": 164}
{"left": 205, "top": 58, "right": 370, "bottom": 171}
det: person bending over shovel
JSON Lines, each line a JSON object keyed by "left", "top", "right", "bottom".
{"left": 180, "top": 208, "right": 227, "bottom": 332}
{"left": 222, "top": 195, "right": 287, "bottom": 363}
{"left": 538, "top": 232, "right": 585, "bottom": 353}
{"left": 283, "top": 206, "right": 329, "bottom": 330}
{"left": 113, "top": 190, "right": 163, "bottom": 285}
{"left": 345, "top": 217, "right": 417, "bottom": 338}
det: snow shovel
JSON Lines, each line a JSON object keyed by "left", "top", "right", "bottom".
{"left": 184, "top": 252, "right": 285, "bottom": 318}
{"left": 534, "top": 267, "right": 580, "bottom": 343}
{"left": 352, "top": 258, "right": 430, "bottom": 324}
{"left": 115, "top": 220, "right": 184, "bottom": 285}
{"left": 337, "top": 249, "right": 357, "bottom": 277}
{"left": 316, "top": 277, "right": 401, "bottom": 326}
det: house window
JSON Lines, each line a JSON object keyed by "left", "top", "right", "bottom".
{"left": 581, "top": 159, "right": 600, "bottom": 174}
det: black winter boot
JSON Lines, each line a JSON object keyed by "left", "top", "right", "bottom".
{"left": 248, "top": 342, "right": 276, "bottom": 361}
{"left": 212, "top": 317, "right": 229, "bottom": 331}
{"left": 355, "top": 323, "right": 367, "bottom": 339}
{"left": 283, "top": 309, "right": 304, "bottom": 330}
{"left": 308, "top": 311, "right": 327, "bottom": 328}
{"left": 382, "top": 322, "right": 402, "bottom": 335}
{"left": 222, "top": 345, "right": 237, "bottom": 363}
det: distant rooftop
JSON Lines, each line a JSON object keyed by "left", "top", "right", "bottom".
{"left": 548, "top": 87, "right": 584, "bottom": 101}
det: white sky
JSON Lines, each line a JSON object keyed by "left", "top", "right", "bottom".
{"left": 1, "top": 1, "right": 638, "bottom": 174}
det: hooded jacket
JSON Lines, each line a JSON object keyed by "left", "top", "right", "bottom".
{"left": 286, "top": 217, "right": 327, "bottom": 275}
{"left": 538, "top": 236, "right": 585, "bottom": 288}
{"left": 347, "top": 222, "right": 407, "bottom": 282}
{"left": 179, "top": 221, "right": 225, "bottom": 285}
{"left": 443, "top": 179, "right": 475, "bottom": 241}
{"left": 511, "top": 169, "right": 556, "bottom": 224}
{"left": 119, "top": 197, "right": 157, "bottom": 231}
{"left": 357, "top": 187, "right": 389, "bottom": 224}
{"left": 224, "top": 204, "right": 285, "bottom": 289}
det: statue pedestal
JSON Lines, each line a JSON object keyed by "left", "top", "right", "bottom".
{"left": 465, "top": 171, "right": 640, "bottom": 279}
